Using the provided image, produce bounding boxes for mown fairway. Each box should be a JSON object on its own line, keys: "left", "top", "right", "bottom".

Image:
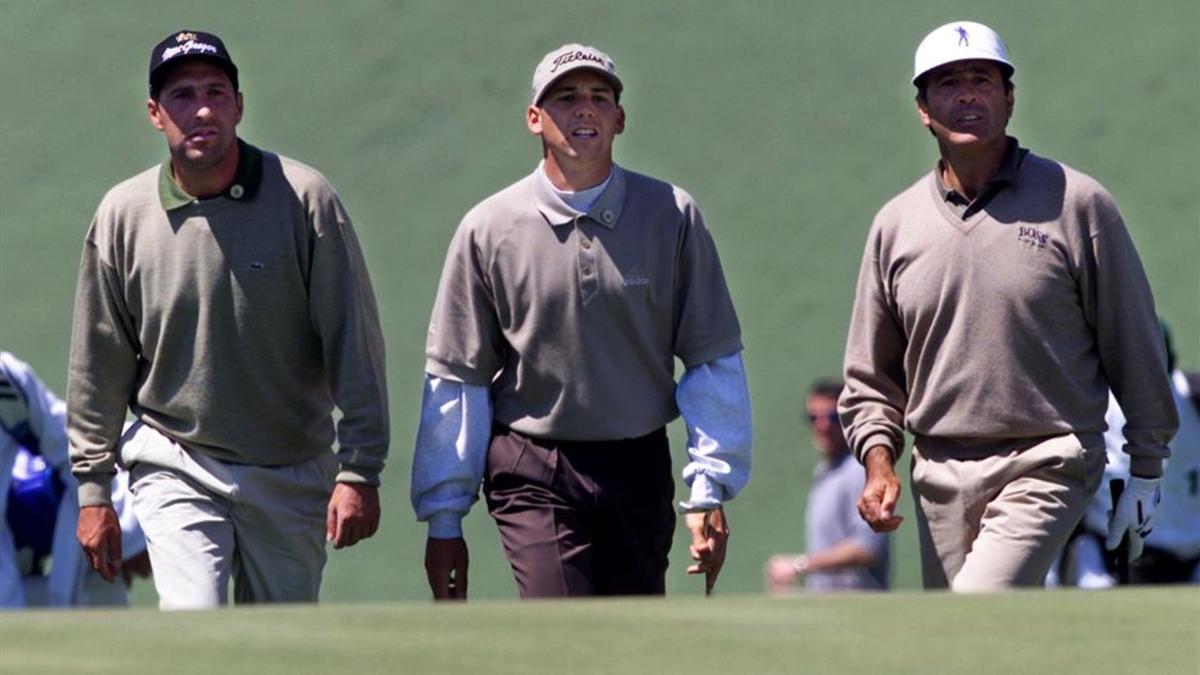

{"left": 2, "top": 588, "right": 1198, "bottom": 674}
{"left": 0, "top": 0, "right": 1197, "bottom": 605}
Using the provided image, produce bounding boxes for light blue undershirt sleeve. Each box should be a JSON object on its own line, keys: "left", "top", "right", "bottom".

{"left": 676, "top": 351, "right": 753, "bottom": 510}
{"left": 410, "top": 374, "right": 493, "bottom": 539}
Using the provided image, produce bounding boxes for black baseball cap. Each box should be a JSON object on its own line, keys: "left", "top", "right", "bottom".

{"left": 149, "top": 30, "right": 238, "bottom": 98}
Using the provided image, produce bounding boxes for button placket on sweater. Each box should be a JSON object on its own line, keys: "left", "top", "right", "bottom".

{"left": 576, "top": 216, "right": 599, "bottom": 305}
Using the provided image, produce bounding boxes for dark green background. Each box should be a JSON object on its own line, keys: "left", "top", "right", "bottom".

{"left": 1, "top": 0, "right": 1196, "bottom": 603}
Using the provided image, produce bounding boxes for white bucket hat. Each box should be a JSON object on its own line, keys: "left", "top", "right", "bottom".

{"left": 531, "top": 43, "right": 623, "bottom": 104}
{"left": 912, "top": 21, "right": 1014, "bottom": 85}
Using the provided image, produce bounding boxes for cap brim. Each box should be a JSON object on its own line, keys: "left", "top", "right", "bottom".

{"left": 912, "top": 57, "right": 1014, "bottom": 85}
{"left": 534, "top": 65, "right": 623, "bottom": 104}
{"left": 150, "top": 55, "right": 239, "bottom": 94}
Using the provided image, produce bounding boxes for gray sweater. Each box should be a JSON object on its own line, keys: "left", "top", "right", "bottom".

{"left": 840, "top": 144, "right": 1176, "bottom": 478}
{"left": 68, "top": 142, "right": 389, "bottom": 506}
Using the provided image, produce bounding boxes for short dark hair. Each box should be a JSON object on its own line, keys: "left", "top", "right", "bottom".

{"left": 808, "top": 377, "right": 844, "bottom": 400}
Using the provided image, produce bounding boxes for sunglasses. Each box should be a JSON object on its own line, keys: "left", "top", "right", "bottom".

{"left": 805, "top": 411, "right": 840, "bottom": 426}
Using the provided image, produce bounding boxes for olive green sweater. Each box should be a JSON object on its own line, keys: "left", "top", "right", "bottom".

{"left": 68, "top": 142, "right": 388, "bottom": 506}
{"left": 840, "top": 144, "right": 1176, "bottom": 478}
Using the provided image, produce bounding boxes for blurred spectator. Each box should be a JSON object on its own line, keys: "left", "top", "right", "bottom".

{"left": 766, "top": 379, "right": 889, "bottom": 593}
{"left": 1053, "top": 324, "right": 1199, "bottom": 587}
{"left": 1, "top": 351, "right": 149, "bottom": 608}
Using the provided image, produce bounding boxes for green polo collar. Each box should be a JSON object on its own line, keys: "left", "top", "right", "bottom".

{"left": 158, "top": 139, "right": 264, "bottom": 211}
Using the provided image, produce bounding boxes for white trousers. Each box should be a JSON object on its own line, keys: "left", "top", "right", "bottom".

{"left": 123, "top": 423, "right": 335, "bottom": 610}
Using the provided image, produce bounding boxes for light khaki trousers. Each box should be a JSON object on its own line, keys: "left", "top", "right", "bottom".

{"left": 911, "top": 433, "right": 1105, "bottom": 592}
{"left": 122, "top": 423, "right": 335, "bottom": 610}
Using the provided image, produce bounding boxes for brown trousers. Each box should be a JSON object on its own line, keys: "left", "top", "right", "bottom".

{"left": 912, "top": 433, "right": 1106, "bottom": 591}
{"left": 484, "top": 426, "right": 675, "bottom": 598}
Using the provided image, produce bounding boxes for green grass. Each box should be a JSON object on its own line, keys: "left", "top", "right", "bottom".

{"left": 1, "top": 0, "right": 1197, "bottom": 605}
{"left": 2, "top": 588, "right": 1197, "bottom": 674}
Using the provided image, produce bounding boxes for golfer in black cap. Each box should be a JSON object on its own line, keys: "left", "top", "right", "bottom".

{"left": 69, "top": 30, "right": 390, "bottom": 609}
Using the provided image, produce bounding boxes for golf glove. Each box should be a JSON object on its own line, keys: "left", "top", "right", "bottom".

{"left": 1105, "top": 476, "right": 1161, "bottom": 562}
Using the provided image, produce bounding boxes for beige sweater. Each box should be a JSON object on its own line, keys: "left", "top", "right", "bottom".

{"left": 68, "top": 142, "right": 389, "bottom": 505}
{"left": 840, "top": 145, "right": 1176, "bottom": 478}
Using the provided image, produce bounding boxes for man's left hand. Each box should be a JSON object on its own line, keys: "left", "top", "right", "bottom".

{"left": 1106, "top": 476, "right": 1161, "bottom": 563}
{"left": 326, "top": 483, "right": 381, "bottom": 549}
{"left": 686, "top": 507, "right": 729, "bottom": 595}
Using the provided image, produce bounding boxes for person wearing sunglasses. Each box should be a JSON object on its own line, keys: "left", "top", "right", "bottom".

{"left": 765, "top": 378, "right": 889, "bottom": 593}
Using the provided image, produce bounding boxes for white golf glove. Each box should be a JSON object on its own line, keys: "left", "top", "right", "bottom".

{"left": 1105, "top": 476, "right": 1161, "bottom": 562}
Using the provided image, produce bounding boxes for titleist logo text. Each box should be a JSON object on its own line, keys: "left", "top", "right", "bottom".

{"left": 551, "top": 50, "right": 607, "bottom": 73}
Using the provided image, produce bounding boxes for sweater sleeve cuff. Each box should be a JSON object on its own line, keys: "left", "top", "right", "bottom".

{"left": 858, "top": 434, "right": 898, "bottom": 464}
{"left": 678, "top": 474, "right": 726, "bottom": 511}
{"left": 1128, "top": 455, "right": 1164, "bottom": 480}
{"left": 77, "top": 475, "right": 114, "bottom": 507}
{"left": 427, "top": 512, "right": 465, "bottom": 539}
{"left": 337, "top": 464, "right": 382, "bottom": 487}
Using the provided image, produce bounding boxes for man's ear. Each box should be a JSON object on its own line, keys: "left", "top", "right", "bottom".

{"left": 915, "top": 96, "right": 932, "bottom": 130}
{"left": 147, "top": 98, "right": 166, "bottom": 132}
{"left": 526, "top": 105, "right": 543, "bottom": 136}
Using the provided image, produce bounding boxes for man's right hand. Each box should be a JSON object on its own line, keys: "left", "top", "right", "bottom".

{"left": 685, "top": 507, "right": 730, "bottom": 595}
{"left": 858, "top": 445, "right": 904, "bottom": 532}
{"left": 425, "top": 537, "right": 469, "bottom": 601}
{"left": 78, "top": 505, "right": 122, "bottom": 582}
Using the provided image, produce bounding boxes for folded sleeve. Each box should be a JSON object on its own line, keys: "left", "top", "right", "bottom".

{"left": 410, "top": 374, "right": 493, "bottom": 538}
{"left": 676, "top": 351, "right": 753, "bottom": 510}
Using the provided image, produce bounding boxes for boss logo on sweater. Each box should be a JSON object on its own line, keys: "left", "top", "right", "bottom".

{"left": 1017, "top": 226, "right": 1048, "bottom": 249}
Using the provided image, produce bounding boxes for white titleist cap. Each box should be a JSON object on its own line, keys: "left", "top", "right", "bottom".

{"left": 531, "top": 43, "right": 623, "bottom": 104}
{"left": 912, "top": 21, "right": 1014, "bottom": 85}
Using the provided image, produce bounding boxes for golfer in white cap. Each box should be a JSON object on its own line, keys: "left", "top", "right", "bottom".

{"left": 838, "top": 21, "right": 1176, "bottom": 590}
{"left": 411, "top": 44, "right": 751, "bottom": 599}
